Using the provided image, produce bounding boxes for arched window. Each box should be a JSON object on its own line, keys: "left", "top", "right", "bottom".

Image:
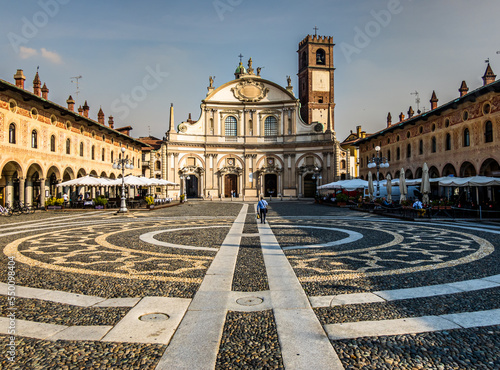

{"left": 316, "top": 49, "right": 325, "bottom": 65}
{"left": 111, "top": 151, "right": 114, "bottom": 163}
{"left": 50, "top": 135, "right": 56, "bottom": 152}
{"left": 445, "top": 133, "right": 451, "bottom": 151}
{"left": 484, "top": 121, "right": 493, "bottom": 143}
{"left": 91, "top": 145, "right": 95, "bottom": 160}
{"left": 225, "top": 116, "right": 237, "bottom": 137}
{"left": 155, "top": 161, "right": 161, "bottom": 171}
{"left": 463, "top": 128, "right": 470, "bottom": 147}
{"left": 431, "top": 137, "right": 436, "bottom": 153}
{"left": 264, "top": 116, "right": 278, "bottom": 136}
{"left": 66, "top": 138, "right": 71, "bottom": 154}
{"left": 387, "top": 150, "right": 391, "bottom": 162}
{"left": 80, "top": 142, "right": 84, "bottom": 157}
{"left": 102, "top": 148, "right": 105, "bottom": 161}
{"left": 419, "top": 139, "right": 423, "bottom": 155}
{"left": 396, "top": 147, "right": 400, "bottom": 160}
{"left": 9, "top": 123, "right": 16, "bottom": 144}
{"left": 31, "top": 130, "right": 37, "bottom": 148}
{"left": 406, "top": 143, "right": 411, "bottom": 158}
{"left": 301, "top": 51, "right": 307, "bottom": 68}
{"left": 340, "top": 160, "right": 346, "bottom": 170}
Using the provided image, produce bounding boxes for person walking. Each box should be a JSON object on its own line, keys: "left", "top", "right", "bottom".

{"left": 257, "top": 195, "right": 269, "bottom": 224}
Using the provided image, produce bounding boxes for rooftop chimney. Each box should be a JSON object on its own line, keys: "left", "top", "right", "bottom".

{"left": 356, "top": 125, "right": 361, "bottom": 136}
{"left": 459, "top": 81, "right": 469, "bottom": 97}
{"left": 82, "top": 100, "right": 89, "bottom": 118}
{"left": 78, "top": 105, "right": 84, "bottom": 115}
{"left": 108, "top": 115, "right": 114, "bottom": 129}
{"left": 41, "top": 83, "right": 49, "bottom": 100}
{"left": 430, "top": 90, "right": 438, "bottom": 110}
{"left": 482, "top": 63, "right": 496, "bottom": 86}
{"left": 14, "top": 69, "right": 26, "bottom": 89}
{"left": 387, "top": 112, "right": 392, "bottom": 127}
{"left": 97, "top": 107, "right": 105, "bottom": 124}
{"left": 66, "top": 95, "right": 75, "bottom": 111}
{"left": 399, "top": 112, "right": 405, "bottom": 122}
{"left": 33, "top": 72, "right": 41, "bottom": 96}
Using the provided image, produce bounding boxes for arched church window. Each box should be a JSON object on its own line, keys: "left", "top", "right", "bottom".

{"left": 31, "top": 130, "right": 38, "bottom": 148}
{"left": 9, "top": 123, "right": 16, "bottom": 144}
{"left": 80, "top": 142, "right": 84, "bottom": 157}
{"left": 316, "top": 49, "right": 326, "bottom": 65}
{"left": 66, "top": 139, "right": 71, "bottom": 154}
{"left": 225, "top": 116, "right": 237, "bottom": 137}
{"left": 463, "top": 128, "right": 470, "bottom": 147}
{"left": 264, "top": 116, "right": 278, "bottom": 136}
{"left": 484, "top": 121, "right": 493, "bottom": 143}
{"left": 50, "top": 135, "right": 56, "bottom": 152}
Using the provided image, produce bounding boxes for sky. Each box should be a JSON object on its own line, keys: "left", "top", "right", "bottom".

{"left": 1, "top": 0, "right": 499, "bottom": 141}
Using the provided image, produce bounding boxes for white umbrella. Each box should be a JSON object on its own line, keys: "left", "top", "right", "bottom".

{"left": 399, "top": 168, "right": 407, "bottom": 202}
{"left": 421, "top": 163, "right": 431, "bottom": 205}
{"left": 386, "top": 174, "right": 392, "bottom": 202}
{"left": 108, "top": 175, "right": 150, "bottom": 186}
{"left": 57, "top": 175, "right": 110, "bottom": 187}
{"left": 155, "top": 178, "right": 179, "bottom": 186}
{"left": 367, "top": 171, "right": 374, "bottom": 200}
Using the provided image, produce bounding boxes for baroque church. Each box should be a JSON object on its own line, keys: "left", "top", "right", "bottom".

{"left": 145, "top": 34, "right": 350, "bottom": 199}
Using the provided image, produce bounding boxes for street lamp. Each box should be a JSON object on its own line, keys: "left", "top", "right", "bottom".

{"left": 367, "top": 146, "right": 389, "bottom": 198}
{"left": 112, "top": 147, "right": 134, "bottom": 213}
{"left": 311, "top": 166, "right": 322, "bottom": 196}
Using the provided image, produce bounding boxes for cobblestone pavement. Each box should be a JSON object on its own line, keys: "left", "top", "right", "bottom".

{"left": 0, "top": 201, "right": 499, "bottom": 369}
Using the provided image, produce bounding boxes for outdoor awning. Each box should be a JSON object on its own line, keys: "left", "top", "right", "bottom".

{"left": 438, "top": 176, "right": 500, "bottom": 187}
{"left": 57, "top": 175, "right": 112, "bottom": 187}
{"left": 318, "top": 179, "right": 368, "bottom": 191}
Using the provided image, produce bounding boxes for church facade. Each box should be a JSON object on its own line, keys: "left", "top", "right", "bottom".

{"left": 155, "top": 34, "right": 348, "bottom": 199}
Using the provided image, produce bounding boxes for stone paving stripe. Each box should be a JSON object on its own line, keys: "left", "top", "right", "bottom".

{"left": 0, "top": 283, "right": 139, "bottom": 307}
{"left": 47, "top": 325, "right": 113, "bottom": 341}
{"left": 155, "top": 204, "right": 248, "bottom": 370}
{"left": 484, "top": 274, "right": 500, "bottom": 284}
{"left": 102, "top": 297, "right": 190, "bottom": 344}
{"left": 374, "top": 285, "right": 463, "bottom": 301}
{"left": 325, "top": 308, "right": 500, "bottom": 340}
{"left": 259, "top": 221, "right": 344, "bottom": 370}
{"left": 440, "top": 309, "right": 500, "bottom": 328}
{"left": 0, "top": 283, "right": 105, "bottom": 307}
{"left": 0, "top": 317, "right": 68, "bottom": 340}
{"left": 325, "top": 316, "right": 462, "bottom": 340}
{"left": 310, "top": 275, "right": 500, "bottom": 308}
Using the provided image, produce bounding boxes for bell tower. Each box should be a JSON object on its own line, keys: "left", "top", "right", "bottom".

{"left": 297, "top": 33, "right": 335, "bottom": 131}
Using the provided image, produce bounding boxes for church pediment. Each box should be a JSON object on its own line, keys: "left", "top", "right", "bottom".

{"left": 231, "top": 79, "right": 269, "bottom": 102}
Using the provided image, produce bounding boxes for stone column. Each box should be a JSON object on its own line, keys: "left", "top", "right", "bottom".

{"left": 19, "top": 177, "right": 25, "bottom": 205}
{"left": 298, "top": 173, "right": 302, "bottom": 198}
{"left": 6, "top": 178, "right": 14, "bottom": 206}
{"left": 290, "top": 154, "right": 296, "bottom": 195}
{"left": 40, "top": 178, "right": 46, "bottom": 207}
{"left": 26, "top": 180, "right": 33, "bottom": 205}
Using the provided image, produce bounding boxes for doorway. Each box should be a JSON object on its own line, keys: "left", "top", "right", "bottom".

{"left": 224, "top": 174, "right": 238, "bottom": 197}
{"left": 264, "top": 174, "right": 277, "bottom": 197}
{"left": 186, "top": 176, "right": 198, "bottom": 198}
{"left": 303, "top": 174, "right": 317, "bottom": 198}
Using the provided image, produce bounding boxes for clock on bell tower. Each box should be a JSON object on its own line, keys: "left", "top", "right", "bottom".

{"left": 297, "top": 32, "right": 335, "bottom": 131}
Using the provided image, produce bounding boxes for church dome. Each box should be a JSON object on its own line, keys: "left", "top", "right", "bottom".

{"left": 234, "top": 62, "right": 247, "bottom": 77}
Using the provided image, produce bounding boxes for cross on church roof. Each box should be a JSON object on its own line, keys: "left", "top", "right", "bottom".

{"left": 238, "top": 53, "right": 244, "bottom": 63}
{"left": 313, "top": 26, "right": 318, "bottom": 36}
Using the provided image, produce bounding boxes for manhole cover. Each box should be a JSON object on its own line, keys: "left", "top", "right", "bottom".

{"left": 236, "top": 297, "right": 263, "bottom": 306}
{"left": 139, "top": 313, "right": 169, "bottom": 322}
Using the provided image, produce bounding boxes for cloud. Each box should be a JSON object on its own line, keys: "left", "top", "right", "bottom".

{"left": 41, "top": 48, "right": 63, "bottom": 64}
{"left": 19, "top": 46, "right": 38, "bottom": 59}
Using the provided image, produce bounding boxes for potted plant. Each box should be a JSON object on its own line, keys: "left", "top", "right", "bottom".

{"left": 46, "top": 197, "right": 63, "bottom": 210}
{"left": 180, "top": 194, "right": 185, "bottom": 203}
{"left": 94, "top": 196, "right": 108, "bottom": 209}
{"left": 145, "top": 196, "right": 155, "bottom": 209}
{"left": 336, "top": 193, "right": 348, "bottom": 206}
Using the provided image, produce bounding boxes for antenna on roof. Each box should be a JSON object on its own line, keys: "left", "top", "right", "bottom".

{"left": 70, "top": 75, "right": 82, "bottom": 103}
{"left": 411, "top": 91, "right": 421, "bottom": 114}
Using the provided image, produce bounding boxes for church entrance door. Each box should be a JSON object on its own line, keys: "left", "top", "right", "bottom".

{"left": 186, "top": 176, "right": 198, "bottom": 198}
{"left": 303, "top": 174, "right": 317, "bottom": 198}
{"left": 224, "top": 174, "right": 237, "bottom": 197}
{"left": 264, "top": 174, "right": 277, "bottom": 197}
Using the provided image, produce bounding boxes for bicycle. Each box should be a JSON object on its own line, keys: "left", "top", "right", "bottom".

{"left": 11, "top": 200, "right": 30, "bottom": 215}
{"left": 0, "top": 204, "right": 13, "bottom": 217}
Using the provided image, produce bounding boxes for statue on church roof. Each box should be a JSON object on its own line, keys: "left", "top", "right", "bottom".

{"left": 287, "top": 76, "right": 291, "bottom": 87}
{"left": 209, "top": 76, "right": 214, "bottom": 88}
{"left": 247, "top": 58, "right": 254, "bottom": 75}
{"left": 257, "top": 67, "right": 261, "bottom": 76}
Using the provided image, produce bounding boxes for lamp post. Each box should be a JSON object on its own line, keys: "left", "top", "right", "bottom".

{"left": 311, "top": 166, "right": 322, "bottom": 197}
{"left": 112, "top": 147, "right": 134, "bottom": 213}
{"left": 367, "top": 146, "right": 389, "bottom": 198}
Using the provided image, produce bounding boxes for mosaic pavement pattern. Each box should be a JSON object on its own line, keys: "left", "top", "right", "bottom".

{"left": 0, "top": 203, "right": 499, "bottom": 369}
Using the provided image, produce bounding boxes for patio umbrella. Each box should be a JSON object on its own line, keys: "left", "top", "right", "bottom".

{"left": 367, "top": 171, "right": 374, "bottom": 200}
{"left": 108, "top": 175, "right": 150, "bottom": 186}
{"left": 421, "top": 163, "right": 431, "bottom": 205}
{"left": 386, "top": 174, "right": 392, "bottom": 202}
{"left": 57, "top": 175, "right": 110, "bottom": 187}
{"left": 399, "top": 168, "right": 407, "bottom": 202}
